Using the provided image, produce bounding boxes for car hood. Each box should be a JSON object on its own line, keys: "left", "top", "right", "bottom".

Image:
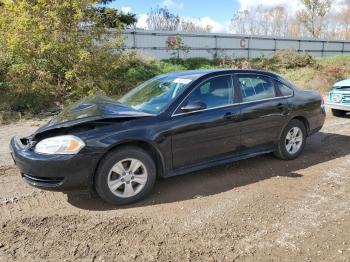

{"left": 333, "top": 79, "right": 350, "bottom": 90}
{"left": 35, "top": 94, "right": 153, "bottom": 134}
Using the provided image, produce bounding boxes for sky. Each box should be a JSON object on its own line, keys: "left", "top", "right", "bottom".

{"left": 106, "top": 0, "right": 307, "bottom": 32}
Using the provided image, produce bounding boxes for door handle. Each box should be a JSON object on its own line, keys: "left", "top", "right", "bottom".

{"left": 224, "top": 112, "right": 238, "bottom": 120}
{"left": 277, "top": 103, "right": 289, "bottom": 115}
{"left": 277, "top": 103, "right": 286, "bottom": 110}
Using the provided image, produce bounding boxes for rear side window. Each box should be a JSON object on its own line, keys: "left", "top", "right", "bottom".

{"left": 237, "top": 74, "right": 276, "bottom": 102}
{"left": 276, "top": 81, "right": 294, "bottom": 96}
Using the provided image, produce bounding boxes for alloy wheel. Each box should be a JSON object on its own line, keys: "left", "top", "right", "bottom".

{"left": 107, "top": 158, "right": 148, "bottom": 198}
{"left": 285, "top": 126, "right": 303, "bottom": 155}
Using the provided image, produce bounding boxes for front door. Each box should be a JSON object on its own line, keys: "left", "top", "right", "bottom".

{"left": 171, "top": 74, "right": 241, "bottom": 169}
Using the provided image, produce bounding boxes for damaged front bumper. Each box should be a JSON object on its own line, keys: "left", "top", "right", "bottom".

{"left": 9, "top": 136, "right": 100, "bottom": 191}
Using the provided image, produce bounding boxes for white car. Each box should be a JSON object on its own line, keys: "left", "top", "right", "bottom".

{"left": 327, "top": 79, "right": 350, "bottom": 117}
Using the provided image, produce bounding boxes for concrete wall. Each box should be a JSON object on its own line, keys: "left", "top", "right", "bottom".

{"left": 119, "top": 30, "right": 350, "bottom": 59}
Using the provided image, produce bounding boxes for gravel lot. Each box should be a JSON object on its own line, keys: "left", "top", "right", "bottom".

{"left": 0, "top": 110, "right": 349, "bottom": 261}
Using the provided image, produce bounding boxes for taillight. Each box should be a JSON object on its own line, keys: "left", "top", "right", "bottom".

{"left": 320, "top": 96, "right": 325, "bottom": 109}
{"left": 321, "top": 96, "right": 325, "bottom": 105}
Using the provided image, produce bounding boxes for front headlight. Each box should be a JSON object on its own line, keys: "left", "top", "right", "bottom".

{"left": 332, "top": 94, "right": 342, "bottom": 103}
{"left": 34, "top": 135, "right": 85, "bottom": 155}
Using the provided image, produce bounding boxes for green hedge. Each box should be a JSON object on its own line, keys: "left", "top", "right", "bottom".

{"left": 1, "top": 49, "right": 344, "bottom": 116}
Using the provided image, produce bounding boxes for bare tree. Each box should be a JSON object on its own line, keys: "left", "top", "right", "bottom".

{"left": 230, "top": 11, "right": 244, "bottom": 34}
{"left": 297, "top": 0, "right": 332, "bottom": 38}
{"left": 338, "top": 0, "right": 350, "bottom": 39}
{"left": 146, "top": 7, "right": 213, "bottom": 33}
{"left": 228, "top": 0, "right": 350, "bottom": 40}
{"left": 146, "top": 1, "right": 350, "bottom": 40}
{"left": 179, "top": 20, "right": 212, "bottom": 33}
{"left": 286, "top": 17, "right": 304, "bottom": 37}
{"left": 146, "top": 7, "right": 180, "bottom": 31}
{"left": 267, "top": 6, "right": 289, "bottom": 36}
{"left": 230, "top": 5, "right": 290, "bottom": 37}
{"left": 230, "top": 8, "right": 265, "bottom": 35}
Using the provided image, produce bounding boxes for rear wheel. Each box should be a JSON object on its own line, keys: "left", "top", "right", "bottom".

{"left": 331, "top": 109, "right": 347, "bottom": 117}
{"left": 274, "top": 119, "right": 306, "bottom": 160}
{"left": 95, "top": 146, "right": 156, "bottom": 205}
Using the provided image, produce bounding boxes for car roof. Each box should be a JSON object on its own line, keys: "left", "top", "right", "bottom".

{"left": 333, "top": 78, "right": 350, "bottom": 87}
{"left": 162, "top": 69, "right": 280, "bottom": 79}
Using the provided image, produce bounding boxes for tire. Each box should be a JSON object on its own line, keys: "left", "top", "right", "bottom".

{"left": 95, "top": 146, "right": 156, "bottom": 205}
{"left": 274, "top": 119, "right": 307, "bottom": 160}
{"left": 331, "top": 109, "right": 347, "bottom": 117}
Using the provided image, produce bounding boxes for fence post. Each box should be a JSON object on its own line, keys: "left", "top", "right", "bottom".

{"left": 214, "top": 35, "right": 218, "bottom": 60}
{"left": 132, "top": 31, "right": 136, "bottom": 49}
{"left": 321, "top": 41, "right": 325, "bottom": 57}
{"left": 177, "top": 33, "right": 180, "bottom": 59}
{"left": 247, "top": 37, "right": 250, "bottom": 59}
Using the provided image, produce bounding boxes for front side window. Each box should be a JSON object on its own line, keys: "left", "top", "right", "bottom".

{"left": 182, "top": 75, "right": 234, "bottom": 110}
{"left": 120, "top": 74, "right": 201, "bottom": 114}
{"left": 237, "top": 74, "right": 276, "bottom": 102}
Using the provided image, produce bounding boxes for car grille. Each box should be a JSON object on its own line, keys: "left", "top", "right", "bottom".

{"left": 19, "top": 136, "right": 37, "bottom": 149}
{"left": 341, "top": 94, "right": 350, "bottom": 104}
{"left": 331, "top": 93, "right": 350, "bottom": 104}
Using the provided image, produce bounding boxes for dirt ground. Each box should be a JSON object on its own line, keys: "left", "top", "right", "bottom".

{"left": 0, "top": 110, "right": 349, "bottom": 261}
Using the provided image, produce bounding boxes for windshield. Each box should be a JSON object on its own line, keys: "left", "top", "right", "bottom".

{"left": 119, "top": 74, "right": 201, "bottom": 114}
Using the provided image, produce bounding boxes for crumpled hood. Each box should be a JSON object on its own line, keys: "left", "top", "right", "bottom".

{"left": 35, "top": 94, "right": 153, "bottom": 134}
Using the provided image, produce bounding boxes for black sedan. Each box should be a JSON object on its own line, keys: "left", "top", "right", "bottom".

{"left": 10, "top": 69, "right": 326, "bottom": 205}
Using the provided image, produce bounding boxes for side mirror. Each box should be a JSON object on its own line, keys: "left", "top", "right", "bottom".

{"left": 181, "top": 101, "right": 207, "bottom": 113}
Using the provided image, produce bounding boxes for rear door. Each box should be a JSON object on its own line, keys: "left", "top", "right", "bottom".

{"left": 235, "top": 73, "right": 289, "bottom": 153}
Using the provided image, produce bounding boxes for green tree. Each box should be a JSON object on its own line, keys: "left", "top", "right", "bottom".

{"left": 297, "top": 0, "right": 332, "bottom": 38}
{"left": 0, "top": 0, "right": 129, "bottom": 113}
{"left": 166, "top": 36, "right": 190, "bottom": 59}
{"left": 89, "top": 6, "right": 137, "bottom": 29}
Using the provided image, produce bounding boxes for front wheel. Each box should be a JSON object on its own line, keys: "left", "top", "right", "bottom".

{"left": 274, "top": 119, "right": 307, "bottom": 160}
{"left": 95, "top": 146, "right": 156, "bottom": 205}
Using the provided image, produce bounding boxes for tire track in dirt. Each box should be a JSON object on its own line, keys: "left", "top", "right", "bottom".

{"left": 275, "top": 158, "right": 350, "bottom": 246}
{"left": 234, "top": 156, "right": 350, "bottom": 260}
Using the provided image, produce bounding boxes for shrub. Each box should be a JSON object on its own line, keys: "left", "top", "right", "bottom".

{"left": 158, "top": 61, "right": 187, "bottom": 73}
{"left": 322, "top": 66, "right": 346, "bottom": 85}
{"left": 166, "top": 36, "right": 190, "bottom": 59}
{"left": 5, "top": 89, "right": 53, "bottom": 114}
{"left": 272, "top": 49, "right": 316, "bottom": 69}
{"left": 181, "top": 57, "right": 213, "bottom": 69}
{"left": 163, "top": 57, "right": 214, "bottom": 70}
{"left": 106, "top": 53, "right": 186, "bottom": 97}
{"left": 0, "top": 0, "right": 126, "bottom": 114}
{"left": 306, "top": 76, "right": 330, "bottom": 93}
